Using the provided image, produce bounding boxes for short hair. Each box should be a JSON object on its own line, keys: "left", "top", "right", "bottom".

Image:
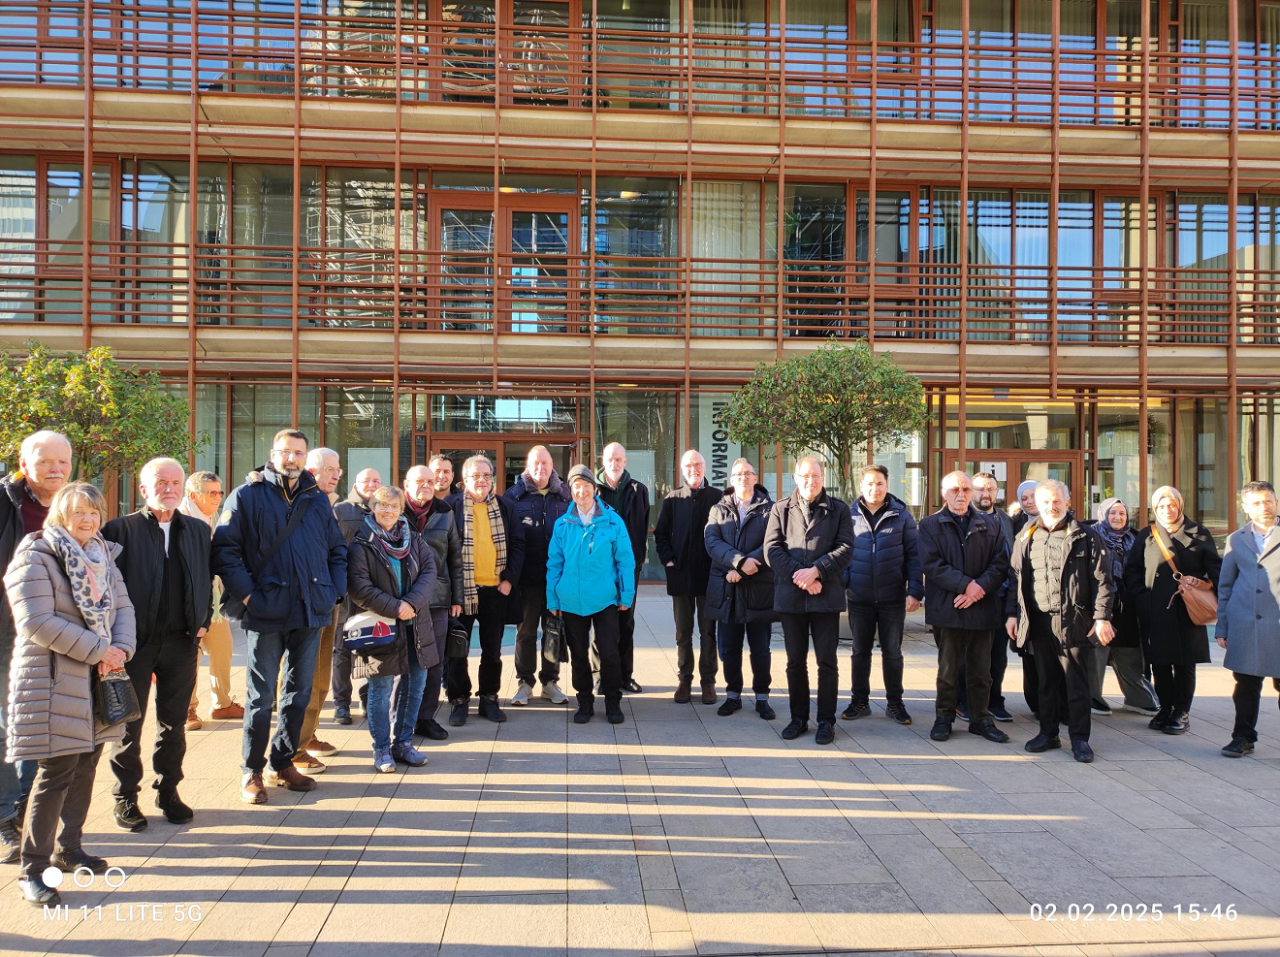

{"left": 941, "top": 470, "right": 971, "bottom": 491}
{"left": 462, "top": 454, "right": 494, "bottom": 479}
{"left": 305, "top": 447, "right": 338, "bottom": 469}
{"left": 1150, "top": 485, "right": 1184, "bottom": 510}
{"left": 1035, "top": 479, "right": 1071, "bottom": 500}
{"left": 272, "top": 428, "right": 308, "bottom": 448}
{"left": 729, "top": 457, "right": 756, "bottom": 475}
{"left": 185, "top": 470, "right": 220, "bottom": 493}
{"left": 45, "top": 482, "right": 107, "bottom": 532}
{"left": 972, "top": 471, "right": 997, "bottom": 486}
{"left": 428, "top": 453, "right": 452, "bottom": 470}
{"left": 860, "top": 464, "right": 889, "bottom": 482}
{"left": 369, "top": 485, "right": 405, "bottom": 510}
{"left": 1242, "top": 480, "right": 1276, "bottom": 499}
{"left": 139, "top": 457, "right": 184, "bottom": 487}
{"left": 795, "top": 455, "right": 825, "bottom": 475}
{"left": 20, "top": 430, "right": 72, "bottom": 463}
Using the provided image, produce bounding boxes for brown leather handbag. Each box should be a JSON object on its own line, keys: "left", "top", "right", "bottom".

{"left": 1151, "top": 525, "right": 1218, "bottom": 626}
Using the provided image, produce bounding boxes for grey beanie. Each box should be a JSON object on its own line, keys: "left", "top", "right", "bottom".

{"left": 566, "top": 464, "right": 597, "bottom": 488}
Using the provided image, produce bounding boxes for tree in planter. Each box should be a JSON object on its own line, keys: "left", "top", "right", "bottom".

{"left": 716, "top": 338, "right": 925, "bottom": 500}
{"left": 0, "top": 342, "right": 206, "bottom": 481}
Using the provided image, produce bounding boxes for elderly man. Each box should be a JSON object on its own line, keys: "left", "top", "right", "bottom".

{"left": 331, "top": 465, "right": 381, "bottom": 724}
{"left": 447, "top": 455, "right": 525, "bottom": 725}
{"left": 1004, "top": 480, "right": 1115, "bottom": 763}
{"left": 104, "top": 457, "right": 213, "bottom": 829}
{"left": 179, "top": 471, "right": 241, "bottom": 729}
{"left": 957, "top": 471, "right": 1015, "bottom": 723}
{"left": 919, "top": 471, "right": 1010, "bottom": 745}
{"left": 655, "top": 449, "right": 721, "bottom": 703}
{"left": 764, "top": 456, "right": 855, "bottom": 745}
{"left": 0, "top": 430, "right": 72, "bottom": 863}
{"left": 504, "top": 446, "right": 571, "bottom": 706}
{"left": 596, "top": 442, "right": 650, "bottom": 694}
{"left": 1217, "top": 481, "right": 1280, "bottom": 758}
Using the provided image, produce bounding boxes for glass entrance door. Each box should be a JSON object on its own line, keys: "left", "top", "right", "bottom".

{"left": 969, "top": 455, "right": 1083, "bottom": 514}
{"left": 435, "top": 438, "right": 582, "bottom": 495}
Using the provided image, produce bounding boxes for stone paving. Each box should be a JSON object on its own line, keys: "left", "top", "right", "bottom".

{"left": 6, "top": 594, "right": 1280, "bottom": 957}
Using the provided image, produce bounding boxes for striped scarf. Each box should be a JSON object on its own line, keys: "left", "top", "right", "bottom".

{"left": 461, "top": 490, "right": 507, "bottom": 614}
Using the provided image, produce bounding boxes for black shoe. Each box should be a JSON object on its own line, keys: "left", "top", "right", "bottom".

{"left": 113, "top": 798, "right": 148, "bottom": 832}
{"left": 334, "top": 708, "right": 352, "bottom": 726}
{"left": 815, "top": 720, "right": 835, "bottom": 745}
{"left": 155, "top": 790, "right": 194, "bottom": 824}
{"left": 19, "top": 875, "right": 60, "bottom": 907}
{"left": 717, "top": 697, "right": 742, "bottom": 716}
{"left": 989, "top": 704, "right": 1013, "bottom": 722}
{"left": 416, "top": 718, "right": 449, "bottom": 741}
{"left": 780, "top": 718, "right": 809, "bottom": 740}
{"left": 969, "top": 718, "right": 1010, "bottom": 743}
{"left": 955, "top": 703, "right": 970, "bottom": 722}
{"left": 929, "top": 718, "right": 951, "bottom": 741}
{"left": 755, "top": 700, "right": 776, "bottom": 720}
{"left": 449, "top": 699, "right": 469, "bottom": 727}
{"left": 624, "top": 678, "right": 643, "bottom": 694}
{"left": 1222, "top": 738, "right": 1255, "bottom": 758}
{"left": 841, "top": 699, "right": 871, "bottom": 720}
{"left": 51, "top": 846, "right": 108, "bottom": 874}
{"left": 1162, "top": 711, "right": 1189, "bottom": 735}
{"left": 0, "top": 816, "right": 18, "bottom": 864}
{"left": 1025, "top": 733, "right": 1062, "bottom": 753}
{"left": 606, "top": 700, "right": 625, "bottom": 724}
{"left": 478, "top": 695, "right": 507, "bottom": 723}
{"left": 886, "top": 702, "right": 912, "bottom": 725}
{"left": 1071, "top": 739, "right": 1095, "bottom": 763}
{"left": 1148, "top": 709, "right": 1172, "bottom": 731}
{"left": 573, "top": 702, "right": 594, "bottom": 724}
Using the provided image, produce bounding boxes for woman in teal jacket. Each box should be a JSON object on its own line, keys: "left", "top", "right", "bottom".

{"left": 547, "top": 465, "right": 637, "bottom": 725}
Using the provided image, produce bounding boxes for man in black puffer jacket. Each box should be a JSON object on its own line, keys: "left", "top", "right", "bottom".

{"left": 842, "top": 465, "right": 922, "bottom": 727}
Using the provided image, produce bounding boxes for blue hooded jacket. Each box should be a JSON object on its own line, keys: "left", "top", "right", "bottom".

{"left": 546, "top": 497, "right": 637, "bottom": 617}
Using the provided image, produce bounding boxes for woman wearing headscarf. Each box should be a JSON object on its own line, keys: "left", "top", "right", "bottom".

{"left": 1090, "top": 498, "right": 1159, "bottom": 717}
{"left": 1011, "top": 480, "right": 1039, "bottom": 534}
{"left": 1122, "top": 486, "right": 1221, "bottom": 735}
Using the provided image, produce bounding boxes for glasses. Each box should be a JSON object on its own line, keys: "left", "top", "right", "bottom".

{"left": 731, "top": 470, "right": 756, "bottom": 478}
{"left": 272, "top": 448, "right": 307, "bottom": 460}
{"left": 201, "top": 489, "right": 224, "bottom": 498}
{"left": 315, "top": 466, "right": 342, "bottom": 477}
{"left": 373, "top": 503, "right": 401, "bottom": 513}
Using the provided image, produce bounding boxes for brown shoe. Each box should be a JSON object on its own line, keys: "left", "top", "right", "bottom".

{"left": 701, "top": 682, "right": 718, "bottom": 704}
{"left": 305, "top": 738, "right": 338, "bottom": 757}
{"left": 267, "top": 764, "right": 317, "bottom": 792}
{"left": 240, "top": 772, "right": 267, "bottom": 805}
{"left": 184, "top": 706, "right": 202, "bottom": 732}
{"left": 674, "top": 679, "right": 692, "bottom": 704}
{"left": 293, "top": 753, "right": 327, "bottom": 776}
{"left": 211, "top": 702, "right": 244, "bottom": 720}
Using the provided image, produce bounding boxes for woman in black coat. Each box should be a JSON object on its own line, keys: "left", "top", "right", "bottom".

{"left": 704, "top": 460, "right": 777, "bottom": 720}
{"left": 1122, "top": 485, "right": 1221, "bottom": 735}
{"left": 347, "top": 486, "right": 438, "bottom": 772}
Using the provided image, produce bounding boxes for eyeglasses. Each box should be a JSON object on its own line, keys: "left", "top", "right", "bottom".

{"left": 272, "top": 448, "right": 307, "bottom": 460}
{"left": 315, "top": 466, "right": 342, "bottom": 477}
{"left": 731, "top": 470, "right": 756, "bottom": 478}
{"left": 372, "top": 503, "right": 401, "bottom": 513}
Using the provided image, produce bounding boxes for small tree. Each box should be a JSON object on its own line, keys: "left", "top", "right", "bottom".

{"left": 0, "top": 342, "right": 205, "bottom": 481}
{"left": 717, "top": 338, "right": 925, "bottom": 500}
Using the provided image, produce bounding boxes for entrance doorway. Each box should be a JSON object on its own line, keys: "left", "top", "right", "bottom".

{"left": 435, "top": 437, "right": 581, "bottom": 496}
{"left": 966, "top": 453, "right": 1085, "bottom": 514}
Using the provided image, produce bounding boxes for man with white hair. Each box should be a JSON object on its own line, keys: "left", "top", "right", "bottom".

{"left": 0, "top": 429, "right": 72, "bottom": 863}
{"left": 103, "top": 457, "right": 214, "bottom": 829}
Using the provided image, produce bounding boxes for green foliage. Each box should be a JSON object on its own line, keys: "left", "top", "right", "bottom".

{"left": 716, "top": 338, "right": 926, "bottom": 499}
{"left": 0, "top": 342, "right": 205, "bottom": 480}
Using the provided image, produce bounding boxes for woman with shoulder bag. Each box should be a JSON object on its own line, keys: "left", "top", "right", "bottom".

{"left": 5, "top": 483, "right": 136, "bottom": 907}
{"left": 346, "top": 486, "right": 438, "bottom": 772}
{"left": 1122, "top": 485, "right": 1221, "bottom": 735}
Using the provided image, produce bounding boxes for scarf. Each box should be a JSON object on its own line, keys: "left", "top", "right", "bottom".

{"left": 461, "top": 490, "right": 507, "bottom": 614}
{"left": 365, "top": 514, "right": 412, "bottom": 561}
{"left": 404, "top": 495, "right": 433, "bottom": 534}
{"left": 45, "top": 526, "right": 114, "bottom": 644}
{"left": 1094, "top": 498, "right": 1134, "bottom": 580}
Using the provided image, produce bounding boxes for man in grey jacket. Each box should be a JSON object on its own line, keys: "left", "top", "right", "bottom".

{"left": 331, "top": 466, "right": 381, "bottom": 723}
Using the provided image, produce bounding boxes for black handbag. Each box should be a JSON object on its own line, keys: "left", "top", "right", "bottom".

{"left": 93, "top": 667, "right": 142, "bottom": 731}
{"left": 446, "top": 616, "right": 471, "bottom": 658}
{"left": 543, "top": 613, "right": 568, "bottom": 665}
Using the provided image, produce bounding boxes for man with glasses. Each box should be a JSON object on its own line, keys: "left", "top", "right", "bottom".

{"left": 331, "top": 466, "right": 381, "bottom": 724}
{"left": 213, "top": 430, "right": 347, "bottom": 805}
{"left": 447, "top": 455, "right": 525, "bottom": 725}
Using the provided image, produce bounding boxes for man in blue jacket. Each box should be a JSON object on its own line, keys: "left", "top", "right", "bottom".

{"left": 212, "top": 429, "right": 348, "bottom": 805}
{"left": 842, "top": 465, "right": 922, "bottom": 726}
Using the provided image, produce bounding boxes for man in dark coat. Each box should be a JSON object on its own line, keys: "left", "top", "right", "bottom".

{"left": 212, "top": 429, "right": 348, "bottom": 805}
{"left": 0, "top": 430, "right": 71, "bottom": 864}
{"left": 655, "top": 449, "right": 722, "bottom": 704}
{"left": 330, "top": 467, "right": 382, "bottom": 723}
{"left": 841, "top": 465, "right": 922, "bottom": 726}
{"left": 958, "top": 471, "right": 1015, "bottom": 723}
{"left": 918, "top": 471, "right": 1010, "bottom": 745}
{"left": 104, "top": 458, "right": 213, "bottom": 830}
{"left": 503, "top": 446, "right": 572, "bottom": 706}
{"left": 763, "top": 456, "right": 855, "bottom": 746}
{"left": 596, "top": 442, "right": 650, "bottom": 693}
{"left": 1004, "top": 480, "right": 1115, "bottom": 763}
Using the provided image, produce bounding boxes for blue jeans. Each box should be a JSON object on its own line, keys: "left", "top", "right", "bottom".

{"left": 369, "top": 651, "right": 427, "bottom": 753}
{"left": 0, "top": 698, "right": 36, "bottom": 822}
{"left": 717, "top": 620, "right": 772, "bottom": 698}
{"left": 242, "top": 627, "right": 320, "bottom": 774}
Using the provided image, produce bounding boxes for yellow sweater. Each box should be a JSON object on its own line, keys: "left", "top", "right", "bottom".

{"left": 472, "top": 503, "right": 499, "bottom": 587}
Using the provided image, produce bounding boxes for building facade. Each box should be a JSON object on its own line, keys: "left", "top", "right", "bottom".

{"left": 2, "top": 0, "right": 1279, "bottom": 577}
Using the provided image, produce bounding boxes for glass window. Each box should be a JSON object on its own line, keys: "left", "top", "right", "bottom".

{"left": 431, "top": 394, "right": 578, "bottom": 433}
{"left": 431, "top": 171, "right": 576, "bottom": 193}
{"left": 588, "top": 177, "right": 680, "bottom": 334}
{"left": 46, "top": 163, "right": 111, "bottom": 268}
{"left": 1177, "top": 397, "right": 1229, "bottom": 534}
{"left": 0, "top": 157, "right": 36, "bottom": 322}
{"left": 194, "top": 383, "right": 227, "bottom": 481}
{"left": 232, "top": 164, "right": 320, "bottom": 325}
{"left": 690, "top": 392, "right": 745, "bottom": 488}
{"left": 855, "top": 190, "right": 911, "bottom": 282}
{"left": 594, "top": 0, "right": 678, "bottom": 109}
{"left": 948, "top": 396, "right": 1078, "bottom": 451}
{"left": 1095, "top": 399, "right": 1173, "bottom": 512}
{"left": 874, "top": 429, "right": 927, "bottom": 517}
{"left": 230, "top": 384, "right": 322, "bottom": 482}
{"left": 692, "top": 181, "right": 764, "bottom": 335}
{"left": 325, "top": 385, "right": 394, "bottom": 497}
{"left": 781, "top": 0, "right": 849, "bottom": 115}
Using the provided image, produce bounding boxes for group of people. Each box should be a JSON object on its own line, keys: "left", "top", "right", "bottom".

{"left": 2, "top": 426, "right": 1278, "bottom": 911}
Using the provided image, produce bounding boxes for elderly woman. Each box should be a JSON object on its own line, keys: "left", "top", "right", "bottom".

{"left": 346, "top": 486, "right": 438, "bottom": 773}
{"left": 1089, "top": 498, "right": 1160, "bottom": 717}
{"left": 5, "top": 483, "right": 136, "bottom": 906}
{"left": 1123, "top": 485, "right": 1221, "bottom": 735}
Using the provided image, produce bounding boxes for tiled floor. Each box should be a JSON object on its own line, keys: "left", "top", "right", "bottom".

{"left": 6, "top": 594, "right": 1280, "bottom": 957}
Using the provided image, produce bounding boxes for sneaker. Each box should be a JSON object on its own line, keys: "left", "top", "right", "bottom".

{"left": 306, "top": 738, "right": 338, "bottom": 757}
{"left": 1090, "top": 698, "right": 1113, "bottom": 716}
{"left": 886, "top": 702, "right": 912, "bottom": 726}
{"left": 624, "top": 678, "right": 644, "bottom": 694}
{"left": 606, "top": 700, "right": 625, "bottom": 724}
{"left": 392, "top": 744, "right": 428, "bottom": 767}
{"left": 841, "top": 699, "right": 871, "bottom": 720}
{"left": 334, "top": 708, "right": 353, "bottom": 726}
{"left": 1120, "top": 702, "right": 1160, "bottom": 717}
{"left": 955, "top": 703, "right": 970, "bottom": 722}
{"left": 1162, "top": 711, "right": 1190, "bottom": 735}
{"left": 267, "top": 764, "right": 318, "bottom": 792}
{"left": 701, "top": 682, "right": 717, "bottom": 704}
{"left": 155, "top": 790, "right": 194, "bottom": 824}
{"left": 18, "top": 874, "right": 60, "bottom": 907}
{"left": 373, "top": 750, "right": 396, "bottom": 773}
{"left": 240, "top": 772, "right": 267, "bottom": 805}
{"left": 113, "top": 798, "right": 148, "bottom": 832}
{"left": 814, "top": 720, "right": 835, "bottom": 745}
{"left": 540, "top": 681, "right": 569, "bottom": 705}
{"left": 415, "top": 718, "right": 449, "bottom": 740}
{"left": 210, "top": 701, "right": 245, "bottom": 720}
{"left": 512, "top": 681, "right": 534, "bottom": 706}
{"left": 184, "top": 705, "right": 202, "bottom": 732}
{"left": 755, "top": 699, "right": 776, "bottom": 720}
{"left": 989, "top": 704, "right": 1013, "bottom": 722}
{"left": 51, "top": 846, "right": 108, "bottom": 873}
{"left": 0, "top": 817, "right": 18, "bottom": 864}
{"left": 478, "top": 694, "right": 507, "bottom": 723}
{"left": 717, "top": 697, "right": 742, "bottom": 716}
{"left": 780, "top": 719, "right": 809, "bottom": 740}
{"left": 293, "top": 753, "right": 327, "bottom": 776}
{"left": 449, "top": 699, "right": 469, "bottom": 727}
{"left": 673, "top": 679, "right": 692, "bottom": 704}
{"left": 1222, "top": 738, "right": 1255, "bottom": 758}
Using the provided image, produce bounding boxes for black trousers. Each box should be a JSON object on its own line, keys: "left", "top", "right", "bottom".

{"left": 848, "top": 601, "right": 906, "bottom": 705}
{"left": 959, "top": 627, "right": 1009, "bottom": 710}
{"left": 448, "top": 586, "right": 506, "bottom": 701}
{"left": 566, "top": 606, "right": 622, "bottom": 706}
{"left": 514, "top": 584, "right": 561, "bottom": 686}
{"left": 110, "top": 632, "right": 199, "bottom": 799}
{"left": 1231, "top": 673, "right": 1280, "bottom": 743}
{"left": 22, "top": 746, "right": 103, "bottom": 878}
{"left": 933, "top": 627, "right": 993, "bottom": 722}
{"left": 1028, "top": 612, "right": 1092, "bottom": 742}
{"left": 1151, "top": 662, "right": 1197, "bottom": 715}
{"left": 594, "top": 562, "right": 640, "bottom": 683}
{"left": 779, "top": 611, "right": 841, "bottom": 723}
{"left": 673, "top": 594, "right": 718, "bottom": 684}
